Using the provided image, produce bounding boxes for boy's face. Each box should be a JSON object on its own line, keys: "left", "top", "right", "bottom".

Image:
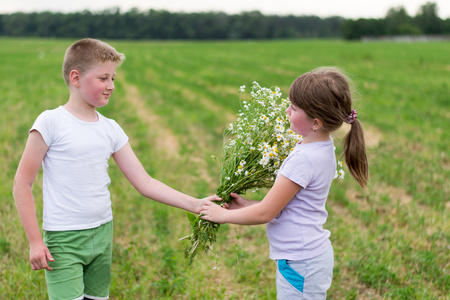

{"left": 78, "top": 61, "right": 117, "bottom": 108}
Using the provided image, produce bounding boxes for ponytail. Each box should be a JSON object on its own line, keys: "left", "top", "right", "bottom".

{"left": 343, "top": 119, "right": 368, "bottom": 188}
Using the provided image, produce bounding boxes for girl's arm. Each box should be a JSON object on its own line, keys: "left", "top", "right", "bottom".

{"left": 200, "top": 175, "right": 301, "bottom": 225}
{"left": 113, "top": 142, "right": 219, "bottom": 214}
{"left": 13, "top": 130, "right": 54, "bottom": 271}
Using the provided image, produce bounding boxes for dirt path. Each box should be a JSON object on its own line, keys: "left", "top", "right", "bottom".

{"left": 121, "top": 81, "right": 181, "bottom": 159}
{"left": 120, "top": 79, "right": 220, "bottom": 190}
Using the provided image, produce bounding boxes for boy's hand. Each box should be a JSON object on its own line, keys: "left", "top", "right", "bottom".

{"left": 30, "top": 242, "right": 54, "bottom": 271}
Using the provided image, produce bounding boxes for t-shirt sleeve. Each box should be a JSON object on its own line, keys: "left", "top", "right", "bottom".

{"left": 110, "top": 119, "right": 129, "bottom": 152}
{"left": 280, "top": 152, "right": 314, "bottom": 189}
{"left": 30, "top": 110, "right": 54, "bottom": 147}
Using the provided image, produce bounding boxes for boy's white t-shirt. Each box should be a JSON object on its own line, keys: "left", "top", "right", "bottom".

{"left": 266, "top": 140, "right": 336, "bottom": 261}
{"left": 31, "top": 106, "right": 129, "bottom": 231}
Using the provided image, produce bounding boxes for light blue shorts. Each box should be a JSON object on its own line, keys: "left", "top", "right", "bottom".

{"left": 275, "top": 245, "right": 334, "bottom": 300}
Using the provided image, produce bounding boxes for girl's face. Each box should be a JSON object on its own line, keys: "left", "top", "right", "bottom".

{"left": 79, "top": 61, "right": 117, "bottom": 108}
{"left": 285, "top": 102, "right": 314, "bottom": 136}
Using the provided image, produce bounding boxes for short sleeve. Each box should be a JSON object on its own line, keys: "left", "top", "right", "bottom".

{"left": 280, "top": 152, "right": 314, "bottom": 189}
{"left": 30, "top": 110, "right": 55, "bottom": 147}
{"left": 110, "top": 119, "right": 129, "bottom": 153}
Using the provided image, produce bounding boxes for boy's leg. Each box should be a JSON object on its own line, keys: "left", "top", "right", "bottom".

{"left": 83, "top": 221, "right": 113, "bottom": 300}
{"left": 44, "top": 231, "right": 87, "bottom": 300}
{"left": 44, "top": 263, "right": 84, "bottom": 300}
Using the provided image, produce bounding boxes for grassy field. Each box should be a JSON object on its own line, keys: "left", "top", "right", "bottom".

{"left": 0, "top": 37, "right": 448, "bottom": 299}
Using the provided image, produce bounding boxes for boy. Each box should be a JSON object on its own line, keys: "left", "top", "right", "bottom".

{"left": 13, "top": 38, "right": 219, "bottom": 300}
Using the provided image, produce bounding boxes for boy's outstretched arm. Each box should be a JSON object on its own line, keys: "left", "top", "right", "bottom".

{"left": 13, "top": 130, "right": 54, "bottom": 271}
{"left": 113, "top": 142, "right": 220, "bottom": 214}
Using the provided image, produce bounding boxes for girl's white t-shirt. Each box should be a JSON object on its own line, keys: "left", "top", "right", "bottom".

{"left": 266, "top": 140, "right": 336, "bottom": 261}
{"left": 31, "top": 106, "right": 128, "bottom": 231}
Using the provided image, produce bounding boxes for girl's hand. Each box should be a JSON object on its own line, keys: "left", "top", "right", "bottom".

{"left": 197, "top": 194, "right": 222, "bottom": 214}
{"left": 228, "top": 193, "right": 255, "bottom": 210}
{"left": 200, "top": 200, "right": 228, "bottom": 224}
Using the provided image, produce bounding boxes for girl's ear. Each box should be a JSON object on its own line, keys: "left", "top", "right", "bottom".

{"left": 69, "top": 70, "right": 81, "bottom": 87}
{"left": 312, "top": 118, "right": 323, "bottom": 131}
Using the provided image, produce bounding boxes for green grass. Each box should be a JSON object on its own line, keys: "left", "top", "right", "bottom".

{"left": 0, "top": 37, "right": 448, "bottom": 299}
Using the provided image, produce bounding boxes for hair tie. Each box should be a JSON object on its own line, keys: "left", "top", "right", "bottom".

{"left": 345, "top": 108, "right": 357, "bottom": 124}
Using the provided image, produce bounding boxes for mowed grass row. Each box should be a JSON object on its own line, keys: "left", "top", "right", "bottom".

{"left": 0, "top": 38, "right": 448, "bottom": 299}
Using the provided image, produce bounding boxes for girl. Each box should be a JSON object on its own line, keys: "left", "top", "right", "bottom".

{"left": 200, "top": 67, "right": 368, "bottom": 299}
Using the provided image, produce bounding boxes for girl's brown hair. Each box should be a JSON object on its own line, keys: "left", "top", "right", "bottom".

{"left": 288, "top": 67, "right": 368, "bottom": 188}
{"left": 62, "top": 38, "right": 125, "bottom": 86}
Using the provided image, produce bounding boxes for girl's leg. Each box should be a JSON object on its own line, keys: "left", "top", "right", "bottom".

{"left": 276, "top": 246, "right": 334, "bottom": 300}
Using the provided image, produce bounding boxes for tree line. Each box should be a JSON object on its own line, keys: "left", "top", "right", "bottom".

{"left": 0, "top": 2, "right": 448, "bottom": 40}
{"left": 342, "top": 2, "right": 449, "bottom": 39}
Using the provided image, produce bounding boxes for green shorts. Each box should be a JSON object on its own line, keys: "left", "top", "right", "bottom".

{"left": 44, "top": 221, "right": 113, "bottom": 300}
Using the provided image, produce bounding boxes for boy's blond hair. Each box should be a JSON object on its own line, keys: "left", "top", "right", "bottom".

{"left": 62, "top": 38, "right": 125, "bottom": 86}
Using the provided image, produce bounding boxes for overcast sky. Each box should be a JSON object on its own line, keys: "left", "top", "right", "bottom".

{"left": 1, "top": 0, "right": 449, "bottom": 19}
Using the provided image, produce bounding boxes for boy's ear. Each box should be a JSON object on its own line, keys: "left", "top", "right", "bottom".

{"left": 69, "top": 70, "right": 81, "bottom": 87}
